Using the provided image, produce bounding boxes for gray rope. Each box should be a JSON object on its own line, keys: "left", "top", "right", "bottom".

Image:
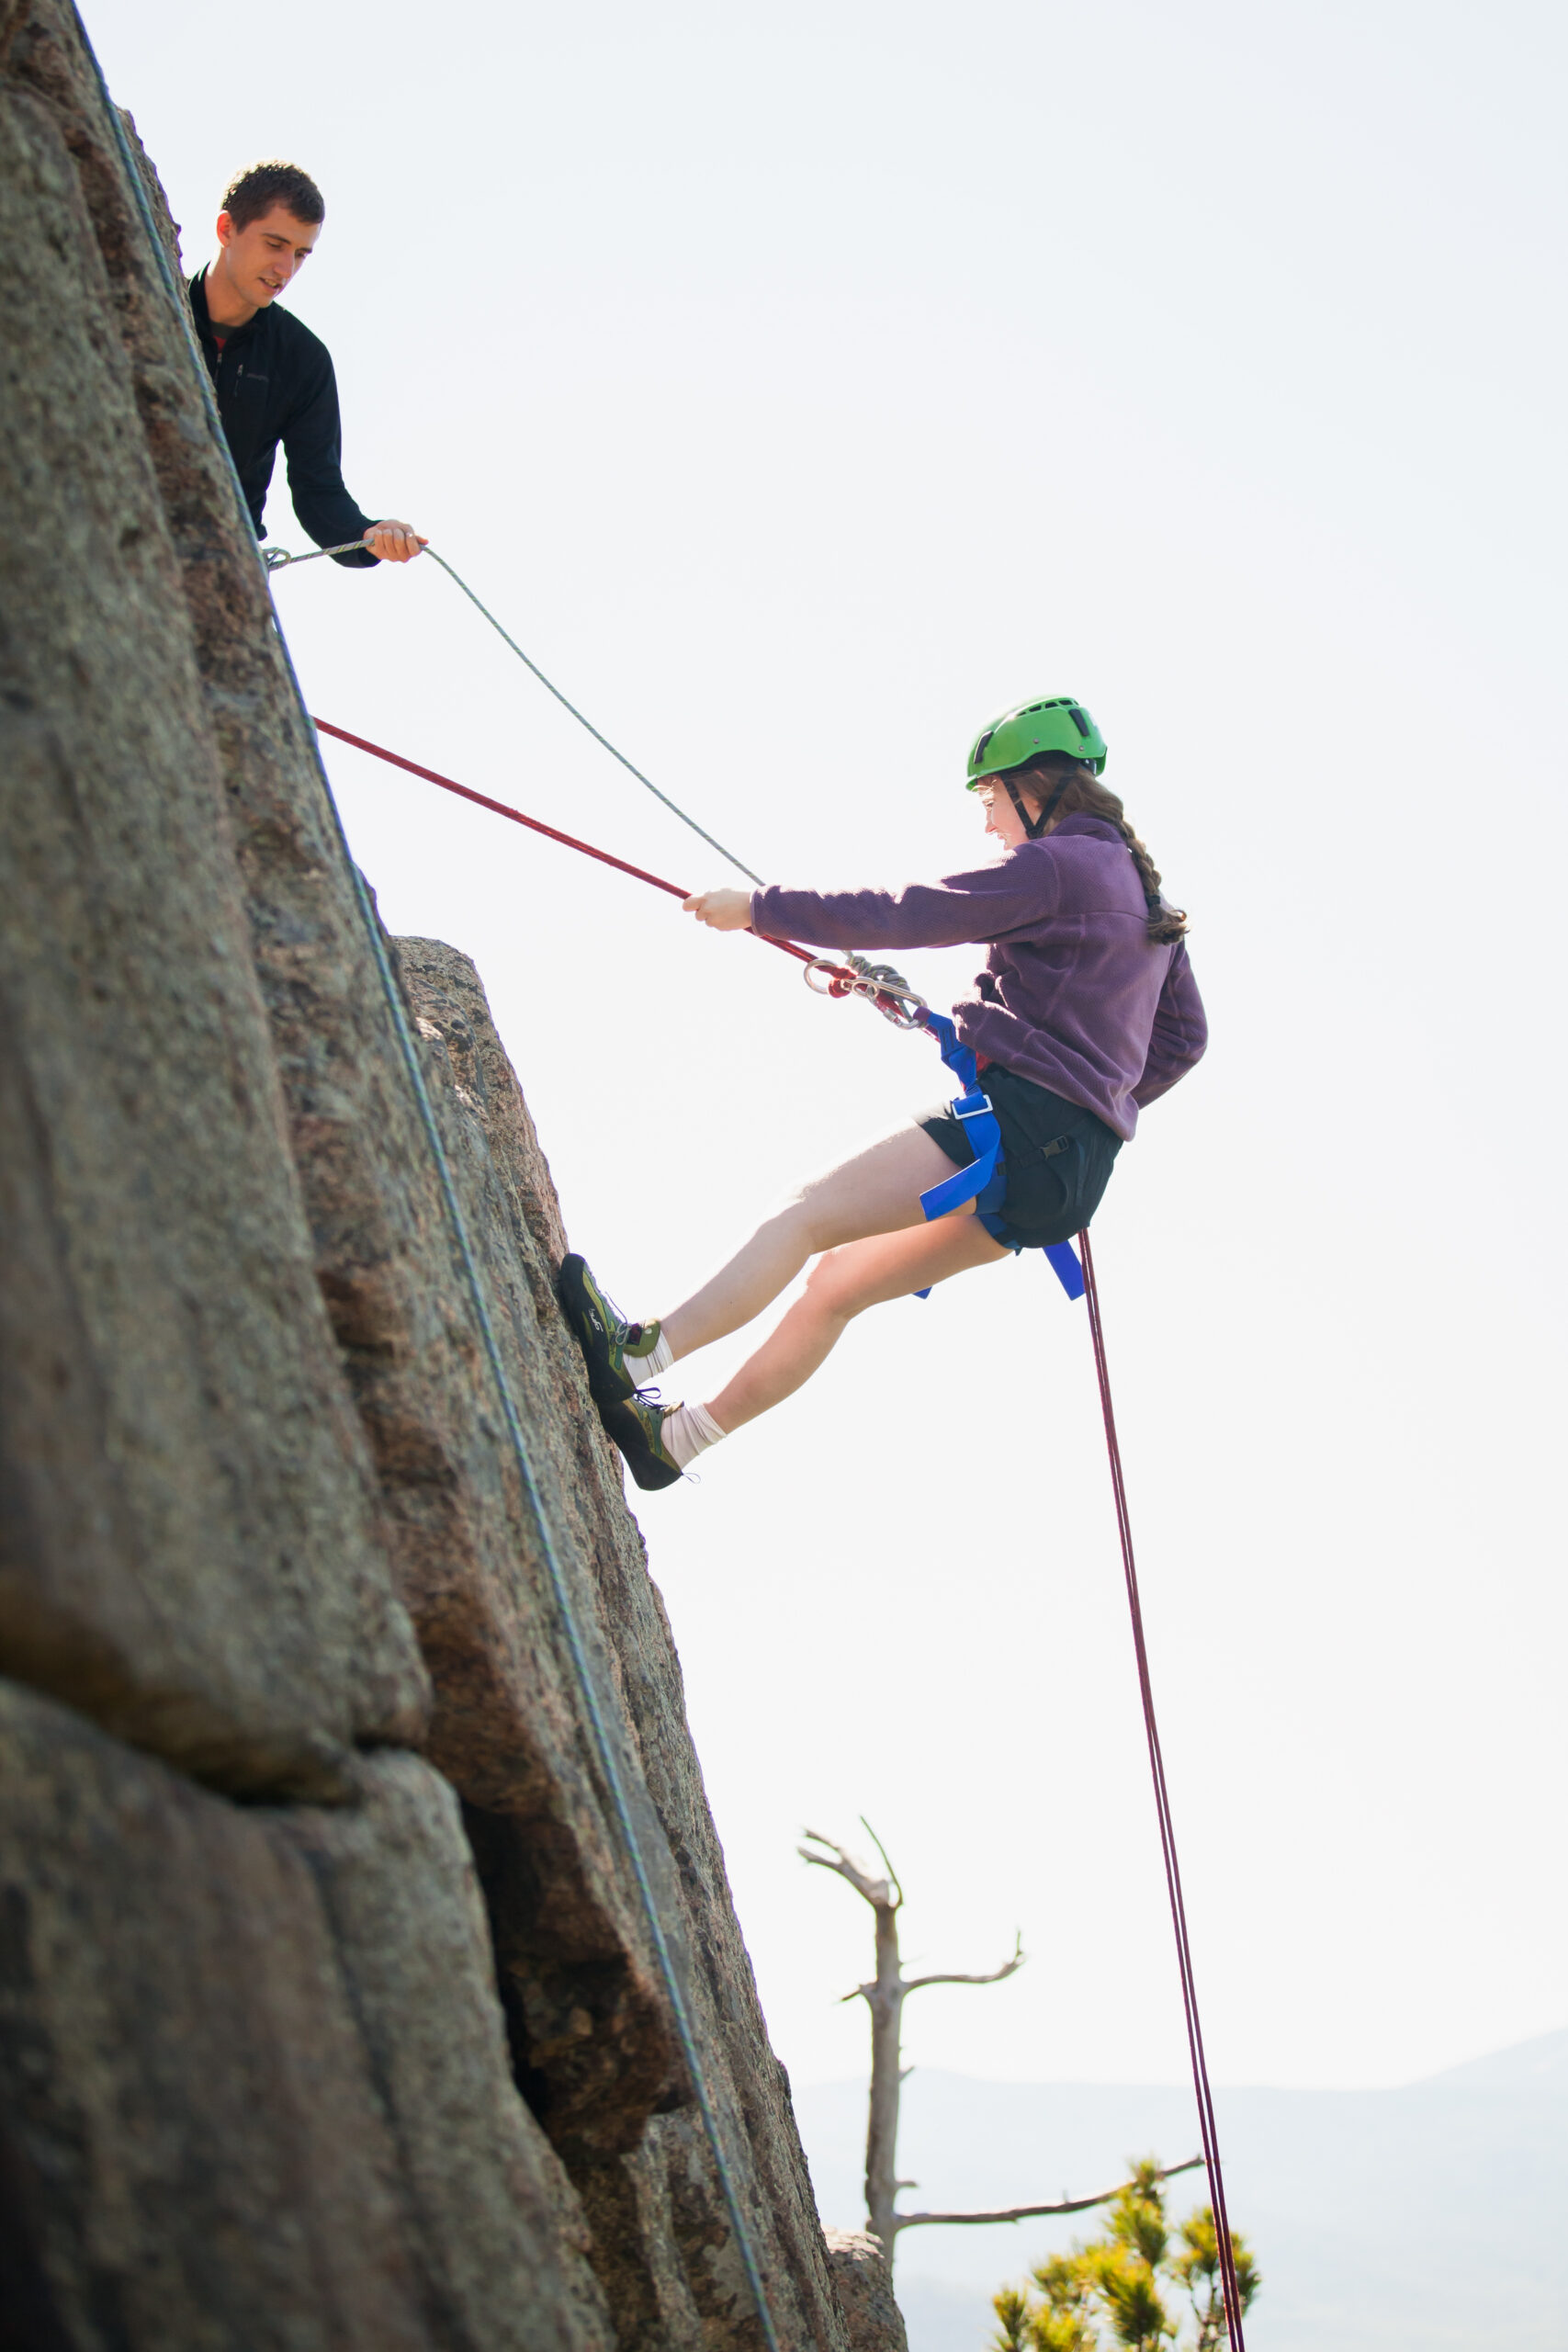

{"left": 85, "top": 39, "right": 784, "bottom": 2350}
{"left": 422, "top": 549, "right": 764, "bottom": 884}
{"left": 339, "top": 863, "right": 785, "bottom": 2352}
{"left": 265, "top": 537, "right": 763, "bottom": 885}
{"left": 262, "top": 537, "right": 371, "bottom": 567}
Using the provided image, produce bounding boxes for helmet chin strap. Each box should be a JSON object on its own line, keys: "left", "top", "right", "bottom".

{"left": 1004, "top": 773, "right": 1072, "bottom": 841}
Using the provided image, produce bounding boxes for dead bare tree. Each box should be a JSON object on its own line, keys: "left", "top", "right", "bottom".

{"left": 801, "top": 1825, "right": 1201, "bottom": 2262}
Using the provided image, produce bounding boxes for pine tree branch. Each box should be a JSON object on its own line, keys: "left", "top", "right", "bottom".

{"left": 903, "top": 1931, "right": 1025, "bottom": 1995}
{"left": 799, "top": 1830, "right": 895, "bottom": 1910}
{"left": 859, "top": 1815, "right": 904, "bottom": 1909}
{"left": 892, "top": 2155, "right": 1204, "bottom": 2233}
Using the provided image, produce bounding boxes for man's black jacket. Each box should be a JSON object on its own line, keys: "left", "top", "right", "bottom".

{"left": 188, "top": 266, "right": 378, "bottom": 567}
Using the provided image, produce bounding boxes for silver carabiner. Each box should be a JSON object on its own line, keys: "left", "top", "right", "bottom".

{"left": 871, "top": 987, "right": 930, "bottom": 1030}
{"left": 843, "top": 954, "right": 929, "bottom": 1028}
{"left": 802, "top": 951, "right": 927, "bottom": 1027}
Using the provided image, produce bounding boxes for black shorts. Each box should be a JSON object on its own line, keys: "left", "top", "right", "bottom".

{"left": 915, "top": 1062, "right": 1122, "bottom": 1251}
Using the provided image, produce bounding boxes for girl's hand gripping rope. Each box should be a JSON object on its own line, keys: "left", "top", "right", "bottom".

{"left": 683, "top": 888, "right": 753, "bottom": 931}
{"left": 682, "top": 888, "right": 925, "bottom": 1023}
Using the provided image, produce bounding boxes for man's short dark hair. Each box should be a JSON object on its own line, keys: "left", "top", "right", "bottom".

{"left": 220, "top": 162, "right": 325, "bottom": 232}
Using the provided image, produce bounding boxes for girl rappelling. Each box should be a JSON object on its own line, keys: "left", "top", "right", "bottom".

{"left": 295, "top": 640, "right": 1244, "bottom": 2348}
{"left": 559, "top": 695, "right": 1207, "bottom": 1490}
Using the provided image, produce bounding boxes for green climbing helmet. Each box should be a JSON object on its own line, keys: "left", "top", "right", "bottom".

{"left": 965, "top": 695, "right": 1107, "bottom": 785}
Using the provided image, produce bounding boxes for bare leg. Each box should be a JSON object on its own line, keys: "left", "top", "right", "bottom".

{"left": 662, "top": 1125, "right": 975, "bottom": 1363}
{"left": 707, "top": 1213, "right": 1009, "bottom": 1433}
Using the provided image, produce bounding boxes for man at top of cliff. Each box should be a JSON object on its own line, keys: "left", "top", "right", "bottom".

{"left": 188, "top": 160, "right": 424, "bottom": 570}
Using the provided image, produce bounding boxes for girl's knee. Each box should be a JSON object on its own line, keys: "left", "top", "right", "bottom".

{"left": 787, "top": 1200, "right": 841, "bottom": 1261}
{"left": 804, "top": 1246, "right": 865, "bottom": 1317}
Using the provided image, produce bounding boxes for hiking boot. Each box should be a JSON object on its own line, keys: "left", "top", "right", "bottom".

{"left": 606, "top": 1393, "right": 685, "bottom": 1491}
{"left": 559, "top": 1253, "right": 666, "bottom": 1410}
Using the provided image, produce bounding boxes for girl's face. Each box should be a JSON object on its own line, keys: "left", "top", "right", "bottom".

{"left": 976, "top": 776, "right": 1042, "bottom": 851}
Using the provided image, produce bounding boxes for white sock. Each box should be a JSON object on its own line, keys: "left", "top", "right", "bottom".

{"left": 660, "top": 1399, "right": 728, "bottom": 1470}
{"left": 627, "top": 1324, "right": 673, "bottom": 1380}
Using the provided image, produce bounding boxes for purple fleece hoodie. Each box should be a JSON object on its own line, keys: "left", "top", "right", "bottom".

{"left": 750, "top": 814, "right": 1207, "bottom": 1141}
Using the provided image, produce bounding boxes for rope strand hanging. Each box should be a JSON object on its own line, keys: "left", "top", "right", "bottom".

{"left": 1079, "top": 1232, "right": 1248, "bottom": 2349}
{"left": 85, "top": 99, "right": 793, "bottom": 2330}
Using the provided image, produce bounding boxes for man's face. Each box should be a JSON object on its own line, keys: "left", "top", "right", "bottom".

{"left": 214, "top": 204, "right": 321, "bottom": 307}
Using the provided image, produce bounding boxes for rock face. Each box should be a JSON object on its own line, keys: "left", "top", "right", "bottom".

{"left": 0, "top": 4, "right": 898, "bottom": 2346}
{"left": 0, "top": 1684, "right": 604, "bottom": 2352}
{"left": 0, "top": 16, "right": 428, "bottom": 1799}
{"left": 822, "top": 2237, "right": 911, "bottom": 2352}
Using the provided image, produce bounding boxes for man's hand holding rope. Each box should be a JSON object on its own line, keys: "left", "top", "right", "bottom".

{"left": 362, "top": 518, "right": 427, "bottom": 563}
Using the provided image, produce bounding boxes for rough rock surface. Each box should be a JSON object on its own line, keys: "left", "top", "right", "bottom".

{"left": 0, "top": 4, "right": 899, "bottom": 2347}
{"left": 822, "top": 2236, "right": 910, "bottom": 2352}
{"left": 0, "top": 0, "right": 428, "bottom": 1797}
{"left": 0, "top": 1679, "right": 606, "bottom": 2352}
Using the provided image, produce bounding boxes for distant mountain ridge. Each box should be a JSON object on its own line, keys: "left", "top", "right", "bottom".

{"left": 1417, "top": 2024, "right": 1568, "bottom": 2092}
{"left": 792, "top": 2028, "right": 1568, "bottom": 2352}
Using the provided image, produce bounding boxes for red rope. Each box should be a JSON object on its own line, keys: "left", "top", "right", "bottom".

{"left": 1078, "top": 1229, "right": 1247, "bottom": 2348}
{"left": 313, "top": 717, "right": 822, "bottom": 967}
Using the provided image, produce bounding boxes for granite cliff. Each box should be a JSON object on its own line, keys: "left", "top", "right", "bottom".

{"left": 0, "top": 6, "right": 907, "bottom": 2346}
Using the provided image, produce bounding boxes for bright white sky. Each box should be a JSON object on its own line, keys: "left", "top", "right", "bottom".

{"left": 89, "top": 0, "right": 1565, "bottom": 2099}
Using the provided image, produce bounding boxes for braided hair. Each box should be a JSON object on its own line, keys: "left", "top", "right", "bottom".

{"left": 1002, "top": 752, "right": 1189, "bottom": 945}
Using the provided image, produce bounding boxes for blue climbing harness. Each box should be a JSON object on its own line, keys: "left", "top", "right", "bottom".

{"left": 917, "top": 1012, "right": 1085, "bottom": 1301}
